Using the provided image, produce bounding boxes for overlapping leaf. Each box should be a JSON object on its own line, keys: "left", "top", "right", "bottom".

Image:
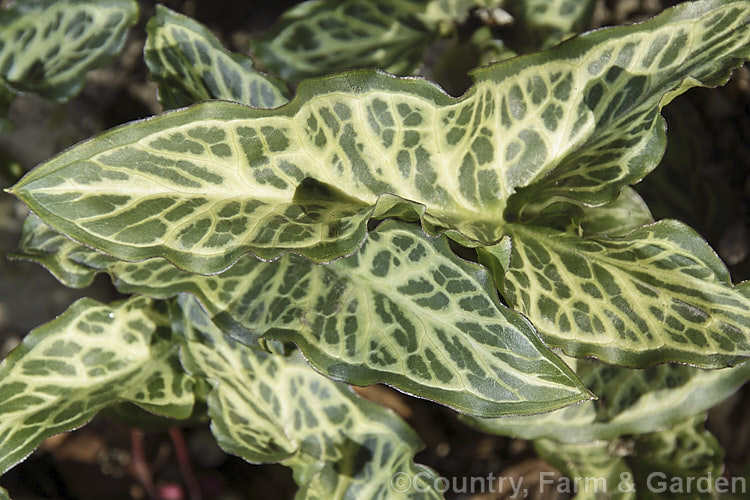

{"left": 534, "top": 415, "right": 724, "bottom": 499}
{"left": 145, "top": 6, "right": 289, "bottom": 110}
{"left": 20, "top": 218, "right": 588, "bottom": 417}
{"left": 465, "top": 355, "right": 750, "bottom": 443}
{"left": 533, "top": 440, "right": 632, "bottom": 500}
{"left": 11, "top": 213, "right": 117, "bottom": 288}
{"left": 492, "top": 220, "right": 750, "bottom": 367}
{"left": 252, "top": 0, "right": 499, "bottom": 82}
{"left": 9, "top": 0, "right": 750, "bottom": 273}
{"left": 501, "top": 0, "right": 596, "bottom": 52}
{"left": 0, "top": 296, "right": 194, "bottom": 475}
{"left": 172, "top": 295, "right": 443, "bottom": 499}
{"left": 0, "top": 0, "right": 138, "bottom": 101}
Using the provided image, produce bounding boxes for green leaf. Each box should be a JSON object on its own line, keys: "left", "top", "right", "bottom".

{"left": 533, "top": 440, "right": 634, "bottom": 500}
{"left": 491, "top": 220, "right": 750, "bottom": 367}
{"left": 0, "top": 0, "right": 138, "bottom": 101}
{"left": 630, "top": 415, "right": 723, "bottom": 499}
{"left": 533, "top": 415, "right": 723, "bottom": 500}
{"left": 172, "top": 295, "right": 444, "bottom": 499}
{"left": 10, "top": 0, "right": 750, "bottom": 272}
{"left": 38, "top": 219, "right": 588, "bottom": 417}
{"left": 502, "top": 0, "right": 597, "bottom": 52}
{"left": 252, "top": 0, "right": 497, "bottom": 82}
{"left": 579, "top": 186, "right": 653, "bottom": 237}
{"left": 144, "top": 5, "right": 289, "bottom": 110}
{"left": 464, "top": 356, "right": 750, "bottom": 443}
{"left": 0, "top": 296, "right": 194, "bottom": 475}
{"left": 0, "top": 486, "right": 9, "bottom": 500}
{"left": 10, "top": 214, "right": 117, "bottom": 288}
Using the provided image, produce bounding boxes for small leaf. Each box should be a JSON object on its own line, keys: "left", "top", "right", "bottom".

{"left": 464, "top": 356, "right": 750, "bottom": 442}
{"left": 172, "top": 295, "right": 444, "bottom": 499}
{"left": 579, "top": 186, "right": 653, "bottom": 237}
{"left": 10, "top": 0, "right": 750, "bottom": 272}
{"left": 252, "top": 0, "right": 496, "bottom": 82}
{"left": 502, "top": 0, "right": 597, "bottom": 52}
{"left": 630, "top": 415, "right": 723, "bottom": 499}
{"left": 533, "top": 414, "right": 723, "bottom": 500}
{"left": 533, "top": 440, "right": 633, "bottom": 500}
{"left": 44, "top": 220, "right": 589, "bottom": 417}
{"left": 0, "top": 0, "right": 139, "bottom": 101}
{"left": 494, "top": 221, "right": 750, "bottom": 367}
{"left": 145, "top": 5, "right": 289, "bottom": 110}
{"left": 0, "top": 296, "right": 194, "bottom": 475}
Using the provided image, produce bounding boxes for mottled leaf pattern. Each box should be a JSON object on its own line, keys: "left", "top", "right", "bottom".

{"left": 252, "top": 0, "right": 498, "bottom": 82}
{"left": 465, "top": 355, "right": 750, "bottom": 443}
{"left": 496, "top": 221, "right": 750, "bottom": 367}
{"left": 0, "top": 297, "right": 194, "bottom": 475}
{"left": 579, "top": 187, "right": 653, "bottom": 237}
{"left": 533, "top": 440, "right": 633, "bottom": 500}
{"left": 630, "top": 415, "right": 724, "bottom": 499}
{"left": 502, "top": 0, "right": 596, "bottom": 52}
{"left": 534, "top": 415, "right": 723, "bottom": 500}
{"left": 11, "top": 1, "right": 750, "bottom": 273}
{"left": 172, "top": 295, "right": 443, "bottom": 499}
{"left": 0, "top": 0, "right": 138, "bottom": 101}
{"left": 10, "top": 214, "right": 117, "bottom": 288}
{"left": 145, "top": 6, "right": 289, "bottom": 110}
{"left": 41, "top": 220, "right": 587, "bottom": 417}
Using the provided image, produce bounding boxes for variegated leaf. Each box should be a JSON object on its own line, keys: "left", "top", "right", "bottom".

{"left": 0, "top": 0, "right": 138, "bottom": 101}
{"left": 0, "top": 296, "right": 195, "bottom": 475}
{"left": 465, "top": 356, "right": 750, "bottom": 443}
{"left": 36, "top": 220, "right": 588, "bottom": 417}
{"left": 9, "top": 0, "right": 750, "bottom": 273}
{"left": 490, "top": 221, "right": 750, "bottom": 367}
{"left": 10, "top": 213, "right": 117, "bottom": 288}
{"left": 533, "top": 440, "right": 633, "bottom": 500}
{"left": 252, "top": 0, "right": 499, "bottom": 82}
{"left": 144, "top": 5, "right": 289, "bottom": 110}
{"left": 534, "top": 414, "right": 723, "bottom": 500}
{"left": 579, "top": 186, "right": 653, "bottom": 237}
{"left": 172, "top": 295, "right": 443, "bottom": 499}
{"left": 502, "top": 0, "right": 596, "bottom": 52}
{"left": 630, "top": 415, "right": 724, "bottom": 499}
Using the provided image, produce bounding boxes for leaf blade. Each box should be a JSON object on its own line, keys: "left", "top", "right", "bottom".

{"left": 172, "top": 295, "right": 444, "bottom": 499}
{"left": 145, "top": 5, "right": 289, "bottom": 110}
{"left": 0, "top": 296, "right": 194, "bottom": 475}
{"left": 10, "top": 1, "right": 750, "bottom": 272}
{"left": 0, "top": 0, "right": 138, "bottom": 101}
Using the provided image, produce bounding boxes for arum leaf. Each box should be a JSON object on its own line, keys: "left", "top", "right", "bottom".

{"left": 34, "top": 219, "right": 588, "bottom": 417}
{"left": 579, "top": 186, "right": 653, "bottom": 237}
{"left": 10, "top": 214, "right": 117, "bottom": 288}
{"left": 464, "top": 356, "right": 750, "bottom": 443}
{"left": 172, "top": 295, "right": 444, "bottom": 499}
{"left": 9, "top": 0, "right": 750, "bottom": 273}
{"left": 630, "top": 415, "right": 723, "bottom": 499}
{"left": 252, "top": 0, "right": 498, "bottom": 82}
{"left": 144, "top": 5, "right": 289, "bottom": 110}
{"left": 533, "top": 440, "right": 633, "bottom": 500}
{"left": 502, "top": 0, "right": 597, "bottom": 52}
{"left": 0, "top": 0, "right": 138, "bottom": 101}
{"left": 533, "top": 415, "right": 723, "bottom": 500}
{"left": 0, "top": 296, "right": 194, "bottom": 475}
{"left": 492, "top": 221, "right": 750, "bottom": 367}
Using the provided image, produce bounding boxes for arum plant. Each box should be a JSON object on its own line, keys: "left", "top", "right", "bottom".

{"left": 2, "top": 0, "right": 750, "bottom": 498}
